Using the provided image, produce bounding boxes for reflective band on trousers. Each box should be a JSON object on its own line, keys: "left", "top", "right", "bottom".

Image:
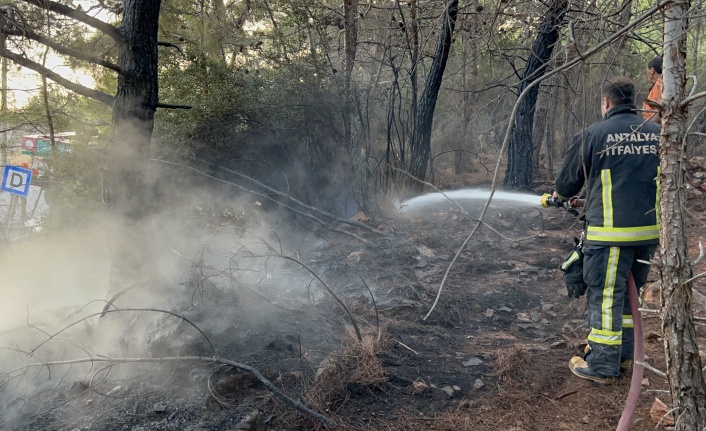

{"left": 586, "top": 225, "right": 660, "bottom": 242}
{"left": 602, "top": 247, "right": 620, "bottom": 330}
{"left": 623, "top": 314, "right": 634, "bottom": 329}
{"left": 588, "top": 328, "right": 622, "bottom": 346}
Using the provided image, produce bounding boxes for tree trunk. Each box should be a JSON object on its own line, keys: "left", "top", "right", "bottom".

{"left": 103, "top": 0, "right": 162, "bottom": 295}
{"left": 407, "top": 0, "right": 458, "bottom": 186}
{"left": 532, "top": 106, "right": 547, "bottom": 178}
{"left": 342, "top": 0, "right": 357, "bottom": 147}
{"left": 659, "top": 1, "right": 706, "bottom": 429}
{"left": 503, "top": 0, "right": 566, "bottom": 190}
{"left": 455, "top": 24, "right": 477, "bottom": 175}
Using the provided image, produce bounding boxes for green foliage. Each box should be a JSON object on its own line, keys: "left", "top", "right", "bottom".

{"left": 43, "top": 146, "right": 105, "bottom": 229}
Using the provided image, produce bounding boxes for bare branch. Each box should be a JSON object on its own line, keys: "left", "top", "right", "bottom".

{"left": 0, "top": 47, "right": 114, "bottom": 106}
{"left": 635, "top": 360, "right": 667, "bottom": 378}
{"left": 154, "top": 102, "right": 192, "bottom": 110}
{"left": 17, "top": 0, "right": 123, "bottom": 42}
{"left": 29, "top": 308, "right": 217, "bottom": 357}
{"left": 6, "top": 355, "right": 336, "bottom": 427}
{"left": 196, "top": 158, "right": 385, "bottom": 236}
{"left": 2, "top": 27, "right": 122, "bottom": 73}
{"left": 276, "top": 253, "right": 362, "bottom": 342}
{"left": 157, "top": 41, "right": 181, "bottom": 52}
{"left": 151, "top": 159, "right": 380, "bottom": 246}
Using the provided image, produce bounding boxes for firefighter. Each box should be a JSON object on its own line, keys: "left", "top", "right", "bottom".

{"left": 554, "top": 77, "right": 661, "bottom": 384}
{"left": 643, "top": 56, "right": 663, "bottom": 123}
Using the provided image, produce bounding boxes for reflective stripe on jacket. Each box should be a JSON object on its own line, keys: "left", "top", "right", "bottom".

{"left": 555, "top": 104, "right": 661, "bottom": 246}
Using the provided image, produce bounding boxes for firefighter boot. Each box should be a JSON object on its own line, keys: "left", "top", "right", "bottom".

{"left": 584, "top": 345, "right": 632, "bottom": 373}
{"left": 568, "top": 356, "right": 615, "bottom": 385}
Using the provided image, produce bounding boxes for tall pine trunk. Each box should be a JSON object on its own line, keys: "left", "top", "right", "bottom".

{"left": 103, "top": 0, "right": 162, "bottom": 295}
{"left": 407, "top": 0, "right": 458, "bottom": 187}
{"left": 659, "top": 0, "right": 706, "bottom": 428}
{"left": 503, "top": 0, "right": 566, "bottom": 190}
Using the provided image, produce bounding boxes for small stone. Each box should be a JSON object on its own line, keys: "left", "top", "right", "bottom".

{"left": 642, "top": 378, "right": 649, "bottom": 387}
{"left": 414, "top": 259, "right": 429, "bottom": 269}
{"left": 438, "top": 255, "right": 450, "bottom": 261}
{"left": 153, "top": 403, "right": 166, "bottom": 413}
{"left": 530, "top": 311, "right": 540, "bottom": 322}
{"left": 473, "top": 379, "right": 485, "bottom": 389}
{"left": 516, "top": 312, "right": 532, "bottom": 323}
{"left": 462, "top": 357, "right": 483, "bottom": 367}
{"left": 484, "top": 308, "right": 495, "bottom": 318}
{"left": 440, "top": 386, "right": 455, "bottom": 397}
{"left": 499, "top": 306, "right": 512, "bottom": 312}
{"left": 541, "top": 303, "right": 553, "bottom": 312}
{"left": 550, "top": 341, "right": 567, "bottom": 349}
{"left": 412, "top": 379, "right": 428, "bottom": 393}
{"left": 452, "top": 385, "right": 461, "bottom": 391}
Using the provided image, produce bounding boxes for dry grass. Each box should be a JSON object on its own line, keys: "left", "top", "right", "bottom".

{"left": 305, "top": 329, "right": 387, "bottom": 412}
{"left": 492, "top": 346, "right": 532, "bottom": 385}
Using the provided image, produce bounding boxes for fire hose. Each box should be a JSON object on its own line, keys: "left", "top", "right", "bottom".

{"left": 540, "top": 194, "right": 643, "bottom": 431}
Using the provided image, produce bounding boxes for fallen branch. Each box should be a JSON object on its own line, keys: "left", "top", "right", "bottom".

{"left": 198, "top": 225, "right": 365, "bottom": 342}
{"left": 29, "top": 308, "right": 217, "bottom": 358}
{"left": 275, "top": 253, "right": 362, "bottom": 342}
{"left": 635, "top": 360, "right": 667, "bottom": 378}
{"left": 4, "top": 355, "right": 337, "bottom": 427}
{"left": 171, "top": 249, "right": 305, "bottom": 315}
{"left": 151, "top": 159, "right": 378, "bottom": 247}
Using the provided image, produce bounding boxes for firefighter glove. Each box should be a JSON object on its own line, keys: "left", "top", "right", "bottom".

{"left": 560, "top": 246, "right": 587, "bottom": 298}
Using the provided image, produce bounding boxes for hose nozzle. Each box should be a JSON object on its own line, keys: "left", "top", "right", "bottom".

{"left": 540, "top": 193, "right": 586, "bottom": 209}
{"left": 540, "top": 193, "right": 563, "bottom": 208}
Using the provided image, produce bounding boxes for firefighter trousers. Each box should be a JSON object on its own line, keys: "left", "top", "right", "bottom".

{"left": 583, "top": 244, "right": 657, "bottom": 377}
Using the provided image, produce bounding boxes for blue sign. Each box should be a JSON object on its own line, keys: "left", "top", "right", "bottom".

{"left": 1, "top": 165, "right": 33, "bottom": 197}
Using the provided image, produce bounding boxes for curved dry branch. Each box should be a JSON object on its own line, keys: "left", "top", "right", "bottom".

{"left": 157, "top": 41, "right": 182, "bottom": 51}
{"left": 18, "top": 0, "right": 123, "bottom": 42}
{"left": 2, "top": 28, "right": 121, "bottom": 73}
{"left": 276, "top": 253, "right": 362, "bottom": 342}
{"left": 194, "top": 158, "right": 385, "bottom": 236}
{"left": 6, "top": 355, "right": 336, "bottom": 427}
{"left": 154, "top": 102, "right": 192, "bottom": 110}
{"left": 151, "top": 159, "right": 378, "bottom": 247}
{"left": 0, "top": 47, "right": 114, "bottom": 105}
{"left": 29, "top": 308, "right": 217, "bottom": 357}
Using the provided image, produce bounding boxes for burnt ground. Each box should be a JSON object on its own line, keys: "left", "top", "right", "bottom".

{"left": 2, "top": 188, "right": 706, "bottom": 431}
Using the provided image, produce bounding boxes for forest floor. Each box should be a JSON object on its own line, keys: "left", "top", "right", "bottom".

{"left": 2, "top": 175, "right": 706, "bottom": 431}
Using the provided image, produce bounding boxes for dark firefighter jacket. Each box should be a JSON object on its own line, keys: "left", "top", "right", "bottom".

{"left": 555, "top": 104, "right": 661, "bottom": 246}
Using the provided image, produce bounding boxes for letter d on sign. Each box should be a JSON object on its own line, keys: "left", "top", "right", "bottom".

{"left": 1, "top": 165, "right": 32, "bottom": 197}
{"left": 9, "top": 172, "right": 23, "bottom": 188}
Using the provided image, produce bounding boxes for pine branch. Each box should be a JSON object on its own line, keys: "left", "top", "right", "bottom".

{"left": 18, "top": 0, "right": 124, "bottom": 42}
{"left": 0, "top": 47, "right": 114, "bottom": 106}
{"left": 2, "top": 28, "right": 122, "bottom": 73}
